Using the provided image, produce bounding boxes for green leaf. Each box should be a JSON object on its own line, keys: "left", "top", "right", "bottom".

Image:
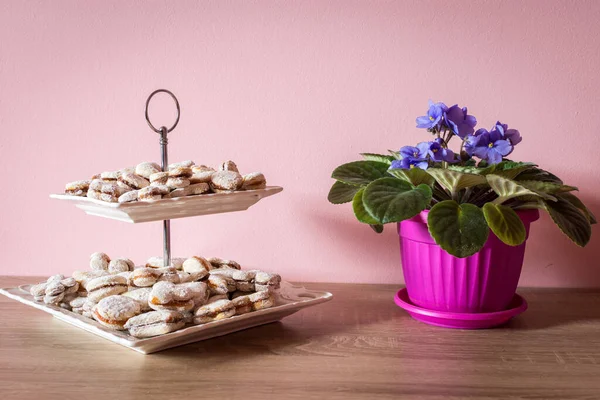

{"left": 426, "top": 168, "right": 487, "bottom": 194}
{"left": 543, "top": 197, "right": 592, "bottom": 247}
{"left": 352, "top": 188, "right": 381, "bottom": 224}
{"left": 427, "top": 200, "right": 489, "bottom": 258}
{"left": 494, "top": 164, "right": 538, "bottom": 180}
{"left": 518, "top": 180, "right": 577, "bottom": 194}
{"left": 557, "top": 192, "right": 597, "bottom": 224}
{"left": 496, "top": 161, "right": 537, "bottom": 171}
{"left": 387, "top": 168, "right": 435, "bottom": 187}
{"left": 388, "top": 149, "right": 401, "bottom": 160}
{"left": 360, "top": 153, "right": 394, "bottom": 164}
{"left": 515, "top": 168, "right": 563, "bottom": 184}
{"left": 482, "top": 203, "right": 526, "bottom": 246}
{"left": 487, "top": 174, "right": 557, "bottom": 204}
{"left": 448, "top": 164, "right": 496, "bottom": 175}
{"left": 327, "top": 181, "right": 360, "bottom": 204}
{"left": 363, "top": 178, "right": 432, "bottom": 224}
{"left": 370, "top": 224, "right": 384, "bottom": 233}
{"left": 331, "top": 161, "right": 390, "bottom": 186}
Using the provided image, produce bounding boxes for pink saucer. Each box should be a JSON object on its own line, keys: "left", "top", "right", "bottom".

{"left": 394, "top": 288, "right": 528, "bottom": 329}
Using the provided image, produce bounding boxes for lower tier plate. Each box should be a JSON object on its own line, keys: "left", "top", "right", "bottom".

{"left": 0, "top": 281, "right": 332, "bottom": 354}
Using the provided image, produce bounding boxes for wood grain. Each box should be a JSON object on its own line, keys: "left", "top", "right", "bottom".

{"left": 1, "top": 276, "right": 600, "bottom": 400}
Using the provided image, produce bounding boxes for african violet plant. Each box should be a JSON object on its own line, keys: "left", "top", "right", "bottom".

{"left": 328, "top": 100, "right": 595, "bottom": 258}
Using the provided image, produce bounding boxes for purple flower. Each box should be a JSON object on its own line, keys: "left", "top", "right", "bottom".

{"left": 463, "top": 128, "right": 486, "bottom": 156}
{"left": 399, "top": 143, "right": 429, "bottom": 160}
{"left": 471, "top": 127, "right": 513, "bottom": 164}
{"left": 422, "top": 139, "right": 456, "bottom": 163}
{"left": 494, "top": 121, "right": 522, "bottom": 147}
{"left": 391, "top": 157, "right": 429, "bottom": 170}
{"left": 444, "top": 105, "right": 477, "bottom": 138}
{"left": 416, "top": 100, "right": 448, "bottom": 130}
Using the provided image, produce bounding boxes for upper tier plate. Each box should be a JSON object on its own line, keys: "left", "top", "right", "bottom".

{"left": 50, "top": 186, "right": 283, "bottom": 223}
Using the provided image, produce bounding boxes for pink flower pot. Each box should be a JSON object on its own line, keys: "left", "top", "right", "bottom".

{"left": 397, "top": 209, "right": 539, "bottom": 313}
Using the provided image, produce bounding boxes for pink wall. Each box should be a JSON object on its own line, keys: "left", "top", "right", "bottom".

{"left": 1, "top": 1, "right": 599, "bottom": 287}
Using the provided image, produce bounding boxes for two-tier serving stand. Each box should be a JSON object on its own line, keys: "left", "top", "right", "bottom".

{"left": 0, "top": 90, "right": 332, "bottom": 354}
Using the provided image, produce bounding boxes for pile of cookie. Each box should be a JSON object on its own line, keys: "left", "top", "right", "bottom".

{"left": 64, "top": 160, "right": 267, "bottom": 203}
{"left": 30, "top": 253, "right": 281, "bottom": 338}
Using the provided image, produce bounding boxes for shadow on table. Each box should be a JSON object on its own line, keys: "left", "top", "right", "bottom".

{"left": 505, "top": 290, "right": 600, "bottom": 330}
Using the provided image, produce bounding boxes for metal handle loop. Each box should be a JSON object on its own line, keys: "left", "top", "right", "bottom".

{"left": 145, "top": 89, "right": 180, "bottom": 133}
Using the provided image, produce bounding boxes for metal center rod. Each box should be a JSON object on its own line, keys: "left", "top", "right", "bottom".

{"left": 160, "top": 126, "right": 171, "bottom": 267}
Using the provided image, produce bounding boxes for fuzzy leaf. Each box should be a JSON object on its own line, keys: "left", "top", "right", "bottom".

{"left": 518, "top": 180, "right": 578, "bottom": 194}
{"left": 360, "top": 153, "right": 394, "bottom": 164}
{"left": 331, "top": 161, "right": 390, "bottom": 186}
{"left": 557, "top": 192, "right": 597, "bottom": 224}
{"left": 482, "top": 203, "right": 526, "bottom": 246}
{"left": 515, "top": 168, "right": 563, "bottom": 184}
{"left": 543, "top": 197, "right": 592, "bottom": 246}
{"left": 487, "top": 174, "right": 557, "bottom": 204}
{"left": 427, "top": 168, "right": 487, "bottom": 194}
{"left": 387, "top": 168, "right": 435, "bottom": 187}
{"left": 448, "top": 164, "right": 496, "bottom": 175}
{"left": 370, "top": 224, "right": 384, "bottom": 233}
{"left": 352, "top": 188, "right": 381, "bottom": 224}
{"left": 427, "top": 200, "right": 489, "bottom": 258}
{"left": 494, "top": 163, "right": 538, "bottom": 180}
{"left": 363, "top": 178, "right": 432, "bottom": 224}
{"left": 327, "top": 181, "right": 361, "bottom": 204}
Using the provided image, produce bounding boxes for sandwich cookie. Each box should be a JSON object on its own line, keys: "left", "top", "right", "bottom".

{"left": 86, "top": 275, "right": 128, "bottom": 302}
{"left": 124, "top": 310, "right": 186, "bottom": 338}
{"left": 210, "top": 171, "right": 243, "bottom": 192}
{"left": 193, "top": 299, "right": 235, "bottom": 324}
{"left": 92, "top": 295, "right": 142, "bottom": 330}
{"left": 130, "top": 267, "right": 162, "bottom": 287}
{"left": 242, "top": 172, "right": 267, "bottom": 190}
{"left": 122, "top": 287, "right": 153, "bottom": 312}
{"left": 148, "top": 282, "right": 195, "bottom": 313}
{"left": 135, "top": 162, "right": 161, "bottom": 179}
{"left": 65, "top": 180, "right": 90, "bottom": 197}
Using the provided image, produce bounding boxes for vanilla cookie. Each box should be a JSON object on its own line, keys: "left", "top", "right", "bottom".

{"left": 166, "top": 177, "right": 190, "bottom": 189}
{"left": 207, "top": 274, "right": 235, "bottom": 295}
{"left": 148, "top": 282, "right": 195, "bottom": 313}
{"left": 69, "top": 296, "right": 88, "bottom": 314}
{"left": 100, "top": 171, "right": 119, "bottom": 181}
{"left": 108, "top": 258, "right": 135, "bottom": 274}
{"left": 163, "top": 188, "right": 187, "bottom": 198}
{"left": 157, "top": 267, "right": 181, "bottom": 284}
{"left": 118, "top": 172, "right": 149, "bottom": 190}
{"left": 179, "top": 281, "right": 209, "bottom": 307}
{"left": 242, "top": 172, "right": 267, "bottom": 190}
{"left": 254, "top": 271, "right": 282, "bottom": 292}
{"left": 86, "top": 275, "right": 128, "bottom": 302}
{"left": 138, "top": 186, "right": 164, "bottom": 201}
{"left": 30, "top": 282, "right": 48, "bottom": 298}
{"left": 189, "top": 167, "right": 214, "bottom": 185}
{"left": 206, "top": 294, "right": 229, "bottom": 304}
{"left": 135, "top": 162, "right": 162, "bottom": 179}
{"left": 93, "top": 295, "right": 142, "bottom": 330}
{"left": 182, "top": 256, "right": 211, "bottom": 277}
{"left": 219, "top": 160, "right": 239, "bottom": 173}
{"left": 208, "top": 257, "right": 241, "bottom": 270}
{"left": 90, "top": 252, "right": 111, "bottom": 271}
{"left": 149, "top": 172, "right": 169, "bottom": 185}
{"left": 193, "top": 299, "right": 235, "bottom": 324}
{"left": 87, "top": 189, "right": 118, "bottom": 203}
{"left": 122, "top": 287, "right": 153, "bottom": 312}
{"left": 168, "top": 166, "right": 193, "bottom": 178}
{"left": 169, "top": 160, "right": 195, "bottom": 169}
{"left": 118, "top": 190, "right": 139, "bottom": 203}
{"left": 73, "top": 270, "right": 109, "bottom": 290}
{"left": 232, "top": 295, "right": 253, "bottom": 315}
{"left": 125, "top": 310, "right": 186, "bottom": 338}
{"left": 249, "top": 290, "right": 275, "bottom": 311}
{"left": 186, "top": 182, "right": 210, "bottom": 196}
{"left": 130, "top": 267, "right": 161, "bottom": 287}
{"left": 210, "top": 171, "right": 243, "bottom": 191}
{"left": 65, "top": 180, "right": 90, "bottom": 196}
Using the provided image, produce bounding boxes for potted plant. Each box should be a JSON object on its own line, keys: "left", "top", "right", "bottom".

{"left": 328, "top": 100, "right": 595, "bottom": 327}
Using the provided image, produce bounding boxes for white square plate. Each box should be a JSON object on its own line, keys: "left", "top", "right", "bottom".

{"left": 0, "top": 281, "right": 332, "bottom": 354}
{"left": 50, "top": 186, "right": 283, "bottom": 223}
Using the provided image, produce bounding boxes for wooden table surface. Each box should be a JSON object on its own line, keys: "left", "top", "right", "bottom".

{"left": 1, "top": 276, "right": 600, "bottom": 400}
